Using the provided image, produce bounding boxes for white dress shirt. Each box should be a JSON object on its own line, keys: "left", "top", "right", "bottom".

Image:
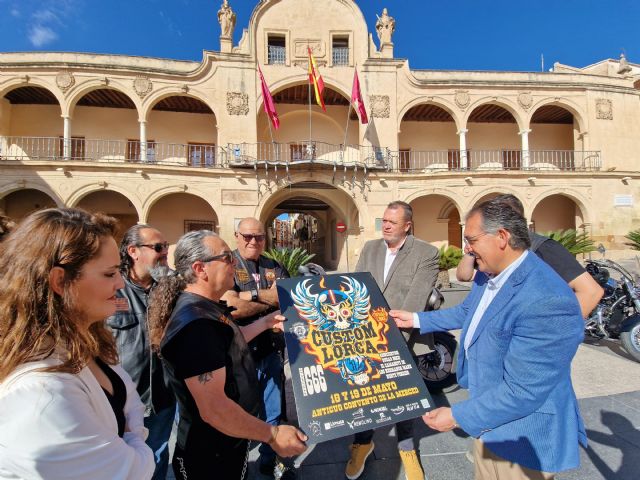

{"left": 383, "top": 237, "right": 407, "bottom": 283}
{"left": 463, "top": 251, "right": 529, "bottom": 350}
{"left": 413, "top": 251, "right": 529, "bottom": 351}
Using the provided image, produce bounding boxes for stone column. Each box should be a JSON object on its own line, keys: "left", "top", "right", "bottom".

{"left": 139, "top": 121, "right": 147, "bottom": 162}
{"left": 457, "top": 129, "right": 468, "bottom": 170}
{"left": 62, "top": 116, "right": 71, "bottom": 160}
{"left": 519, "top": 129, "right": 531, "bottom": 169}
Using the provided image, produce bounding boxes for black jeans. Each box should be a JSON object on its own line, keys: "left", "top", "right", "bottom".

{"left": 172, "top": 440, "right": 249, "bottom": 480}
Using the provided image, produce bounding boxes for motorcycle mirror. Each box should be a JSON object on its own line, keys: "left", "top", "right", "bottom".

{"left": 597, "top": 243, "right": 606, "bottom": 258}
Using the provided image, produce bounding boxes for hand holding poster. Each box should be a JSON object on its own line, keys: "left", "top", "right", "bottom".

{"left": 277, "top": 272, "right": 434, "bottom": 443}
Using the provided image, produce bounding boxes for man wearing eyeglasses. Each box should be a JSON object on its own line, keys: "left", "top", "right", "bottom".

{"left": 222, "top": 217, "right": 293, "bottom": 479}
{"left": 391, "top": 199, "right": 586, "bottom": 480}
{"left": 107, "top": 224, "right": 175, "bottom": 480}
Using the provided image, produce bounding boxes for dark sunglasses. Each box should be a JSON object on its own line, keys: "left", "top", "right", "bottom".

{"left": 138, "top": 242, "right": 169, "bottom": 253}
{"left": 237, "top": 232, "right": 266, "bottom": 242}
{"left": 201, "top": 251, "right": 235, "bottom": 265}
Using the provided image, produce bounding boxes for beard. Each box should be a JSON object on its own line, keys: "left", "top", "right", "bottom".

{"left": 149, "top": 264, "right": 173, "bottom": 282}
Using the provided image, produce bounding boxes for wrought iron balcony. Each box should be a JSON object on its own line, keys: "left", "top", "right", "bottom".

{"left": 0, "top": 136, "right": 221, "bottom": 168}
{"left": 395, "top": 149, "right": 601, "bottom": 172}
{"left": 0, "top": 137, "right": 601, "bottom": 173}
{"left": 227, "top": 141, "right": 389, "bottom": 169}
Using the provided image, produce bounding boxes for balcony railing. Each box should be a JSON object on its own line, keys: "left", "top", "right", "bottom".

{"left": 395, "top": 149, "right": 601, "bottom": 172}
{"left": 0, "top": 136, "right": 222, "bottom": 168}
{"left": 0, "top": 137, "right": 602, "bottom": 172}
{"left": 332, "top": 47, "right": 349, "bottom": 66}
{"left": 268, "top": 45, "right": 286, "bottom": 65}
{"left": 228, "top": 141, "right": 390, "bottom": 169}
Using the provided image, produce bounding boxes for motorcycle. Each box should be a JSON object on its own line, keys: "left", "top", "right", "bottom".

{"left": 585, "top": 258, "right": 640, "bottom": 362}
{"left": 410, "top": 288, "right": 458, "bottom": 392}
{"left": 299, "top": 263, "right": 458, "bottom": 392}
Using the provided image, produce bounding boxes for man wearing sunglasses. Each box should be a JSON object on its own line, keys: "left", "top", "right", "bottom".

{"left": 222, "top": 217, "right": 293, "bottom": 479}
{"left": 107, "top": 224, "right": 175, "bottom": 480}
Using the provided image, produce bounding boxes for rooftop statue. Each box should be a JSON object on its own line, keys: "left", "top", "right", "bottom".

{"left": 618, "top": 53, "right": 632, "bottom": 75}
{"left": 218, "top": 0, "right": 236, "bottom": 39}
{"left": 375, "top": 8, "right": 395, "bottom": 45}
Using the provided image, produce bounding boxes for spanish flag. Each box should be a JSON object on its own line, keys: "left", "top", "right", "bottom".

{"left": 308, "top": 47, "right": 326, "bottom": 112}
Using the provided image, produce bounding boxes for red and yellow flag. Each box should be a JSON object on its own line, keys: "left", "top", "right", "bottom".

{"left": 308, "top": 47, "right": 326, "bottom": 111}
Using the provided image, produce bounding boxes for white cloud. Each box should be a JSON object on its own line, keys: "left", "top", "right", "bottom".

{"left": 20, "top": 0, "right": 83, "bottom": 47}
{"left": 33, "top": 9, "right": 59, "bottom": 24}
{"left": 10, "top": 8, "right": 20, "bottom": 17}
{"left": 28, "top": 24, "right": 58, "bottom": 47}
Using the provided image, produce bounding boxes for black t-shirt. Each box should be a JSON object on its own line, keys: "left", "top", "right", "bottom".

{"left": 162, "top": 318, "right": 232, "bottom": 381}
{"left": 161, "top": 317, "right": 238, "bottom": 453}
{"left": 534, "top": 238, "right": 585, "bottom": 284}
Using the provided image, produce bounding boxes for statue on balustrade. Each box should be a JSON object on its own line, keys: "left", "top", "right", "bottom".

{"left": 218, "top": 0, "right": 236, "bottom": 39}
{"left": 375, "top": 8, "right": 395, "bottom": 45}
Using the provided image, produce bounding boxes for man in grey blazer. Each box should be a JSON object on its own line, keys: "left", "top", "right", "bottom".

{"left": 345, "top": 201, "right": 439, "bottom": 480}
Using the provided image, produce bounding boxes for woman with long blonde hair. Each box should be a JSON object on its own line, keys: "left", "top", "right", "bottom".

{"left": 0, "top": 208, "right": 154, "bottom": 480}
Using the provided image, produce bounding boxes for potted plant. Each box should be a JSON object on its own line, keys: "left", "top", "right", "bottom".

{"left": 263, "top": 247, "right": 316, "bottom": 277}
{"left": 437, "top": 245, "right": 464, "bottom": 289}
{"left": 541, "top": 229, "right": 596, "bottom": 255}
{"left": 625, "top": 229, "right": 640, "bottom": 251}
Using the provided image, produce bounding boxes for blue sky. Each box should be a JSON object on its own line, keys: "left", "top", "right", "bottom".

{"left": 0, "top": 0, "right": 638, "bottom": 71}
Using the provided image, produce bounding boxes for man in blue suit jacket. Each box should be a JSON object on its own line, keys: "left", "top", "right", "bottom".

{"left": 392, "top": 199, "right": 587, "bottom": 479}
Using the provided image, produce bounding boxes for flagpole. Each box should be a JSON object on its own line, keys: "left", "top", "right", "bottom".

{"left": 342, "top": 65, "right": 357, "bottom": 156}
{"left": 307, "top": 65, "right": 312, "bottom": 143}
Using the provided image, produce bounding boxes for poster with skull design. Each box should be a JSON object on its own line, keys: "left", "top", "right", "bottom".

{"left": 277, "top": 272, "right": 434, "bottom": 443}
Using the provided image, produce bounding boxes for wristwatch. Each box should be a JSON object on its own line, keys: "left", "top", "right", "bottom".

{"left": 250, "top": 288, "right": 259, "bottom": 302}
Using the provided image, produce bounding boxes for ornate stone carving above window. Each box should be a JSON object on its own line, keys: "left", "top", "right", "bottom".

{"left": 369, "top": 95, "right": 390, "bottom": 118}
{"left": 56, "top": 71, "right": 75, "bottom": 93}
{"left": 294, "top": 40, "right": 324, "bottom": 59}
{"left": 517, "top": 91, "right": 533, "bottom": 110}
{"left": 227, "top": 92, "right": 249, "bottom": 115}
{"left": 454, "top": 90, "right": 470, "bottom": 110}
{"left": 595, "top": 99, "right": 613, "bottom": 120}
{"left": 133, "top": 76, "right": 153, "bottom": 99}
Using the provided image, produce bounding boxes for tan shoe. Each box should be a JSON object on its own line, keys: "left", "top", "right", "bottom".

{"left": 345, "top": 442, "right": 375, "bottom": 480}
{"left": 399, "top": 449, "right": 425, "bottom": 480}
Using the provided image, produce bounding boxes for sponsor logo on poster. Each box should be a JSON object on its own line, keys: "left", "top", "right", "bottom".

{"left": 324, "top": 420, "right": 345, "bottom": 430}
{"left": 406, "top": 402, "right": 420, "bottom": 412}
{"left": 308, "top": 421, "right": 322, "bottom": 436}
{"left": 375, "top": 412, "right": 392, "bottom": 424}
{"left": 391, "top": 406, "right": 405, "bottom": 415}
{"left": 352, "top": 408, "right": 365, "bottom": 419}
{"left": 290, "top": 322, "right": 308, "bottom": 340}
{"left": 347, "top": 418, "right": 373, "bottom": 429}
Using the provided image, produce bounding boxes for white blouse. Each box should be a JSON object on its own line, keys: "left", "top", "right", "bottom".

{"left": 0, "top": 354, "right": 155, "bottom": 480}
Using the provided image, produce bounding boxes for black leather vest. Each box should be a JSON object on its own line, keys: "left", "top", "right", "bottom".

{"left": 160, "top": 292, "right": 260, "bottom": 449}
{"left": 232, "top": 250, "right": 288, "bottom": 359}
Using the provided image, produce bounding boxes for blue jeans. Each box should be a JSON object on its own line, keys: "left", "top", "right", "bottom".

{"left": 256, "top": 351, "right": 284, "bottom": 464}
{"left": 144, "top": 405, "right": 176, "bottom": 480}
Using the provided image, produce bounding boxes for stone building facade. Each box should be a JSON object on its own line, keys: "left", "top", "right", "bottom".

{"left": 1, "top": 0, "right": 639, "bottom": 269}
